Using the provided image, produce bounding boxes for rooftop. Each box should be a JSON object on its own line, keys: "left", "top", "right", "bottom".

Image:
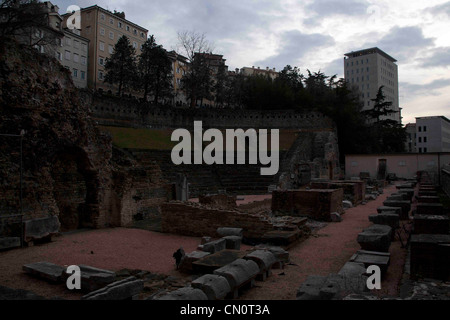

{"left": 344, "top": 47, "right": 397, "bottom": 63}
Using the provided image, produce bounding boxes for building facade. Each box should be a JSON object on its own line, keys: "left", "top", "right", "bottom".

{"left": 65, "top": 5, "right": 148, "bottom": 92}
{"left": 240, "top": 66, "right": 279, "bottom": 80}
{"left": 416, "top": 116, "right": 450, "bottom": 153}
{"left": 56, "top": 29, "right": 89, "bottom": 88}
{"left": 344, "top": 47, "right": 400, "bottom": 123}
{"left": 167, "top": 50, "right": 188, "bottom": 106}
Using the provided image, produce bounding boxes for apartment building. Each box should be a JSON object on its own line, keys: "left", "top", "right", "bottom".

{"left": 64, "top": 5, "right": 148, "bottom": 92}
{"left": 56, "top": 29, "right": 89, "bottom": 88}
{"left": 344, "top": 47, "right": 401, "bottom": 123}
{"left": 167, "top": 50, "right": 188, "bottom": 106}
{"left": 416, "top": 116, "right": 450, "bottom": 153}
{"left": 240, "top": 66, "right": 279, "bottom": 80}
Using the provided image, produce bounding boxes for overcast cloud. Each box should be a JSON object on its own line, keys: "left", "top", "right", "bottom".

{"left": 55, "top": 0, "right": 450, "bottom": 124}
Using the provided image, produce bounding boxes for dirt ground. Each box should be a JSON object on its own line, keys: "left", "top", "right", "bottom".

{"left": 0, "top": 184, "right": 409, "bottom": 300}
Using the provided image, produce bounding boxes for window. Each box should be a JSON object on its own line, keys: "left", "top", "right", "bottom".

{"left": 110, "top": 18, "right": 114, "bottom": 24}
{"left": 73, "top": 69, "right": 78, "bottom": 78}
{"left": 108, "top": 45, "right": 113, "bottom": 54}
{"left": 100, "top": 28, "right": 105, "bottom": 36}
{"left": 73, "top": 40, "right": 79, "bottom": 49}
{"left": 99, "top": 71, "right": 104, "bottom": 80}
{"left": 99, "top": 41, "right": 105, "bottom": 51}
{"left": 109, "top": 31, "right": 114, "bottom": 40}
{"left": 418, "top": 137, "right": 422, "bottom": 143}
{"left": 118, "top": 22, "right": 122, "bottom": 28}
{"left": 81, "top": 56, "right": 87, "bottom": 65}
{"left": 126, "top": 26, "right": 130, "bottom": 31}
{"left": 133, "top": 41, "right": 137, "bottom": 48}
{"left": 65, "top": 50, "right": 71, "bottom": 60}
{"left": 56, "top": 51, "right": 62, "bottom": 61}
{"left": 99, "top": 57, "right": 104, "bottom": 66}
{"left": 418, "top": 126, "right": 422, "bottom": 132}
{"left": 424, "top": 137, "right": 427, "bottom": 143}
{"left": 141, "top": 32, "right": 145, "bottom": 38}
{"left": 81, "top": 71, "right": 85, "bottom": 80}
{"left": 73, "top": 53, "right": 79, "bottom": 63}
{"left": 81, "top": 43, "right": 87, "bottom": 52}
{"left": 424, "top": 148, "right": 428, "bottom": 153}
{"left": 424, "top": 126, "right": 427, "bottom": 132}
{"left": 398, "top": 161, "right": 406, "bottom": 167}
{"left": 65, "top": 37, "right": 71, "bottom": 46}
{"left": 133, "top": 29, "right": 137, "bottom": 35}
{"left": 351, "top": 161, "right": 358, "bottom": 167}
{"left": 100, "top": 13, "right": 105, "bottom": 20}
{"left": 55, "top": 21, "right": 60, "bottom": 29}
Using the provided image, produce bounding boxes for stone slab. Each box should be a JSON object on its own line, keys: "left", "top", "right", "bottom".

{"left": 213, "top": 259, "right": 259, "bottom": 298}
{"left": 216, "top": 227, "right": 243, "bottom": 238}
{"left": 417, "top": 196, "right": 440, "bottom": 204}
{"left": 157, "top": 286, "right": 208, "bottom": 300}
{"left": 62, "top": 265, "right": 116, "bottom": 292}
{"left": 193, "top": 250, "right": 246, "bottom": 274}
{"left": 261, "top": 230, "right": 301, "bottom": 247}
{"left": 22, "top": 262, "right": 65, "bottom": 283}
{"left": 179, "top": 251, "right": 211, "bottom": 273}
{"left": 357, "top": 224, "right": 392, "bottom": 252}
{"left": 202, "top": 238, "right": 226, "bottom": 254}
{"left": 350, "top": 250, "right": 390, "bottom": 274}
{"left": 382, "top": 201, "right": 411, "bottom": 220}
{"left": 0, "top": 237, "right": 21, "bottom": 251}
{"left": 23, "top": 216, "right": 60, "bottom": 244}
{"left": 81, "top": 276, "right": 143, "bottom": 300}
{"left": 244, "top": 250, "right": 278, "bottom": 280}
{"left": 413, "top": 215, "right": 449, "bottom": 235}
{"left": 416, "top": 203, "right": 444, "bottom": 216}
{"left": 222, "top": 236, "right": 241, "bottom": 250}
{"left": 377, "top": 206, "right": 402, "bottom": 216}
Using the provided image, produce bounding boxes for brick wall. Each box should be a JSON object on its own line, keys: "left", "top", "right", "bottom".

{"left": 271, "top": 189, "right": 344, "bottom": 221}
{"left": 310, "top": 180, "right": 366, "bottom": 204}
{"left": 161, "top": 202, "right": 276, "bottom": 239}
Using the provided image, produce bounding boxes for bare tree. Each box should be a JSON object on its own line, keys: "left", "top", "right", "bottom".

{"left": 176, "top": 30, "right": 214, "bottom": 63}
{"left": 0, "top": 0, "right": 61, "bottom": 49}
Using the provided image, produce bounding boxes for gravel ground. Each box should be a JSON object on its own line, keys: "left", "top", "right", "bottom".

{"left": 0, "top": 184, "right": 409, "bottom": 300}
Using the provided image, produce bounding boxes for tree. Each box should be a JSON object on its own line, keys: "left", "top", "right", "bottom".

{"left": 363, "top": 86, "right": 398, "bottom": 125}
{"left": 104, "top": 35, "right": 137, "bottom": 96}
{"left": 0, "top": 0, "right": 61, "bottom": 49}
{"left": 176, "top": 30, "right": 214, "bottom": 107}
{"left": 214, "top": 63, "right": 227, "bottom": 107}
{"left": 138, "top": 35, "right": 173, "bottom": 103}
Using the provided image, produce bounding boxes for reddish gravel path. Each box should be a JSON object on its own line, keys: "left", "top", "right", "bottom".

{"left": 238, "top": 184, "right": 408, "bottom": 300}
{"left": 0, "top": 184, "right": 408, "bottom": 300}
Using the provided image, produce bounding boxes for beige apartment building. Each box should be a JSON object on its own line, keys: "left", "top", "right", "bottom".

{"left": 167, "top": 50, "right": 188, "bottom": 106}
{"left": 64, "top": 5, "right": 148, "bottom": 92}
{"left": 344, "top": 47, "right": 401, "bottom": 123}
{"left": 240, "top": 66, "right": 279, "bottom": 80}
{"left": 57, "top": 29, "right": 89, "bottom": 88}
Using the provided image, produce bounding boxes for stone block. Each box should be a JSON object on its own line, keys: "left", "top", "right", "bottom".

{"left": 244, "top": 250, "right": 278, "bottom": 281}
{"left": 410, "top": 234, "right": 450, "bottom": 280}
{"left": 254, "top": 245, "right": 289, "bottom": 264}
{"left": 413, "top": 215, "right": 449, "bottom": 235}
{"left": 157, "top": 287, "right": 208, "bottom": 300}
{"left": 349, "top": 250, "right": 390, "bottom": 274}
{"left": 202, "top": 238, "right": 226, "bottom": 254}
{"left": 222, "top": 236, "right": 241, "bottom": 250}
{"left": 213, "top": 259, "right": 259, "bottom": 298}
{"left": 191, "top": 274, "right": 231, "bottom": 300}
{"left": 62, "top": 265, "right": 116, "bottom": 292}
{"left": 261, "top": 230, "right": 301, "bottom": 246}
{"left": 397, "top": 188, "right": 414, "bottom": 200}
{"left": 192, "top": 250, "right": 247, "bottom": 274}
{"left": 357, "top": 224, "right": 392, "bottom": 252}
{"left": 377, "top": 206, "right": 402, "bottom": 216}
{"left": 369, "top": 213, "right": 399, "bottom": 230}
{"left": 331, "top": 212, "right": 342, "bottom": 223}
{"left": 81, "top": 276, "right": 143, "bottom": 300}
{"left": 216, "top": 227, "right": 243, "bottom": 238}
{"left": 22, "top": 262, "right": 65, "bottom": 283}
{"left": 23, "top": 216, "right": 60, "bottom": 244}
{"left": 0, "top": 237, "right": 21, "bottom": 251}
{"left": 343, "top": 200, "right": 353, "bottom": 209}
{"left": 417, "top": 196, "right": 441, "bottom": 204}
{"left": 382, "top": 200, "right": 411, "bottom": 219}
{"left": 416, "top": 203, "right": 444, "bottom": 216}
{"left": 179, "top": 251, "right": 211, "bottom": 273}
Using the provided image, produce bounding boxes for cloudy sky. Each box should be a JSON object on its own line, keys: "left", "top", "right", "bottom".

{"left": 56, "top": 0, "right": 450, "bottom": 124}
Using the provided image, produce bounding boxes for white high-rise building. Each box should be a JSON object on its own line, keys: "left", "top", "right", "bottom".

{"left": 344, "top": 47, "right": 401, "bottom": 124}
